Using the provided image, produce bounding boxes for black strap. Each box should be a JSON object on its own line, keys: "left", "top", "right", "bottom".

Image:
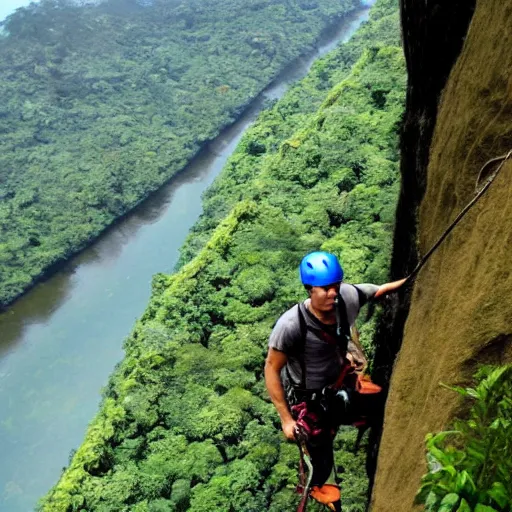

{"left": 284, "top": 303, "right": 309, "bottom": 392}
{"left": 335, "top": 290, "right": 351, "bottom": 356}
{"left": 296, "top": 303, "right": 308, "bottom": 389}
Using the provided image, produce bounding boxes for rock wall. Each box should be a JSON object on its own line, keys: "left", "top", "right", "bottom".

{"left": 372, "top": 0, "right": 476, "bottom": 386}
{"left": 371, "top": 0, "right": 512, "bottom": 510}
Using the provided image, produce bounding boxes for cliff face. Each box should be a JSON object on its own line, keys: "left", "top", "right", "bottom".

{"left": 371, "top": 0, "right": 512, "bottom": 510}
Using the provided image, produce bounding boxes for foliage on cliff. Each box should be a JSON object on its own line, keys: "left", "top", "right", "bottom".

{"left": 178, "top": 0, "right": 403, "bottom": 267}
{"left": 416, "top": 365, "right": 512, "bottom": 512}
{"left": 0, "top": 0, "right": 358, "bottom": 308}
{"left": 38, "top": 0, "right": 405, "bottom": 510}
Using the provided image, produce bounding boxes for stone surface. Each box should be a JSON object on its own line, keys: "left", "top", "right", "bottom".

{"left": 372, "top": 0, "right": 512, "bottom": 510}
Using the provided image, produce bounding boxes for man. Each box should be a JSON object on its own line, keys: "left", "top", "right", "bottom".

{"left": 264, "top": 251, "right": 405, "bottom": 510}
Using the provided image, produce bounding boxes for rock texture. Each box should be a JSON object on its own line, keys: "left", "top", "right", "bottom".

{"left": 371, "top": 0, "right": 512, "bottom": 510}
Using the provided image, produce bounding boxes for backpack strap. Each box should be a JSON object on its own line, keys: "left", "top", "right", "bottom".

{"left": 283, "top": 303, "right": 309, "bottom": 391}
{"left": 335, "top": 290, "right": 351, "bottom": 357}
{"left": 296, "top": 302, "right": 308, "bottom": 389}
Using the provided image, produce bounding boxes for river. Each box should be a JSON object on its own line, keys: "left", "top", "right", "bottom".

{"left": 0, "top": 6, "right": 372, "bottom": 511}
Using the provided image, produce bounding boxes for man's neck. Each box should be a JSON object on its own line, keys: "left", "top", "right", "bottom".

{"left": 305, "top": 298, "right": 336, "bottom": 325}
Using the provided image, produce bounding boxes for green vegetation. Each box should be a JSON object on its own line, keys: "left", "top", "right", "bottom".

{"left": 0, "top": 0, "right": 358, "bottom": 307}
{"left": 416, "top": 365, "right": 512, "bottom": 512}
{"left": 39, "top": 0, "right": 405, "bottom": 510}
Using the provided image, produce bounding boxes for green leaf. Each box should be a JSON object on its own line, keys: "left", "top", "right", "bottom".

{"left": 416, "top": 484, "right": 435, "bottom": 505}
{"left": 487, "top": 482, "right": 510, "bottom": 509}
{"left": 465, "top": 388, "right": 480, "bottom": 399}
{"left": 456, "top": 471, "right": 477, "bottom": 495}
{"left": 455, "top": 498, "right": 472, "bottom": 512}
{"left": 424, "top": 491, "right": 440, "bottom": 511}
{"left": 455, "top": 471, "right": 467, "bottom": 493}
{"left": 466, "top": 446, "right": 487, "bottom": 463}
{"left": 438, "top": 493, "right": 461, "bottom": 512}
{"left": 474, "top": 504, "right": 499, "bottom": 512}
{"left": 426, "top": 432, "right": 461, "bottom": 466}
{"left": 490, "top": 419, "right": 501, "bottom": 430}
{"left": 443, "top": 465, "right": 458, "bottom": 478}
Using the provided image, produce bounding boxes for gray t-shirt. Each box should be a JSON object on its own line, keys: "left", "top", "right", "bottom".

{"left": 268, "top": 283, "right": 379, "bottom": 390}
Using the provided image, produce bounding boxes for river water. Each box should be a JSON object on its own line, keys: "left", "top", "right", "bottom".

{"left": 0, "top": 6, "right": 371, "bottom": 511}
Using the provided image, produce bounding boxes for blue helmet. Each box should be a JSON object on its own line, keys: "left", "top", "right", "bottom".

{"left": 299, "top": 251, "right": 344, "bottom": 287}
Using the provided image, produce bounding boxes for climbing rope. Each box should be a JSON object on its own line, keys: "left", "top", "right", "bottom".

{"left": 295, "top": 424, "right": 314, "bottom": 512}
{"left": 405, "top": 149, "right": 512, "bottom": 284}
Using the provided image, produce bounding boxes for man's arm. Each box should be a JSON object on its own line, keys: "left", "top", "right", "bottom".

{"left": 264, "top": 347, "right": 296, "bottom": 440}
{"left": 373, "top": 277, "right": 407, "bottom": 299}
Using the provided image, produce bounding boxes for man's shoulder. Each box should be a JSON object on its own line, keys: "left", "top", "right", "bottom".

{"left": 340, "top": 282, "right": 379, "bottom": 304}
{"left": 274, "top": 303, "right": 301, "bottom": 331}
{"left": 339, "top": 282, "right": 360, "bottom": 306}
{"left": 339, "top": 283, "right": 379, "bottom": 325}
{"left": 269, "top": 303, "right": 304, "bottom": 352}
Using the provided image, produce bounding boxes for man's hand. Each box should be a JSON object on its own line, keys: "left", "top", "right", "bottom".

{"left": 282, "top": 418, "right": 297, "bottom": 441}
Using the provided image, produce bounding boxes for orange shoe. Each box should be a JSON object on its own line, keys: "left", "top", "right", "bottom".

{"left": 310, "top": 484, "right": 341, "bottom": 509}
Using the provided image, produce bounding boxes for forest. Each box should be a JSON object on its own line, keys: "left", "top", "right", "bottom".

{"left": 0, "top": 0, "right": 357, "bottom": 307}
{"left": 39, "top": 0, "right": 406, "bottom": 510}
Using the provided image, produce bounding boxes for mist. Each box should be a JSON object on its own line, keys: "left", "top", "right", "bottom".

{"left": 0, "top": 0, "right": 35, "bottom": 22}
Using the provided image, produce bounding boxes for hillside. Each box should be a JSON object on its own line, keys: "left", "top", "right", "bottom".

{"left": 39, "top": 1, "right": 405, "bottom": 510}
{"left": 0, "top": 0, "right": 357, "bottom": 307}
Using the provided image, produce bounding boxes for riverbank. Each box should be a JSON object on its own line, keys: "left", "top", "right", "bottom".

{"left": 0, "top": 7, "right": 374, "bottom": 511}
{"left": 0, "top": 0, "right": 361, "bottom": 310}
{"left": 1, "top": 7, "right": 356, "bottom": 312}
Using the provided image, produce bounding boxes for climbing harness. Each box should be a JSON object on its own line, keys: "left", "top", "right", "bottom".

{"left": 291, "top": 298, "right": 383, "bottom": 427}
{"left": 405, "top": 149, "right": 512, "bottom": 283}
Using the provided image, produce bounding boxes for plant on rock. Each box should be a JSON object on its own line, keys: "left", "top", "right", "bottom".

{"left": 416, "top": 365, "right": 512, "bottom": 512}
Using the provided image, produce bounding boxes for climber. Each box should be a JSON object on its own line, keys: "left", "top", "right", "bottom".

{"left": 264, "top": 251, "right": 406, "bottom": 510}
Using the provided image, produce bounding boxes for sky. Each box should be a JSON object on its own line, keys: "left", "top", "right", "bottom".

{"left": 0, "top": 0, "right": 37, "bottom": 23}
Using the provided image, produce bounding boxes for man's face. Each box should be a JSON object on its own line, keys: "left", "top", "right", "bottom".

{"left": 309, "top": 282, "right": 340, "bottom": 312}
